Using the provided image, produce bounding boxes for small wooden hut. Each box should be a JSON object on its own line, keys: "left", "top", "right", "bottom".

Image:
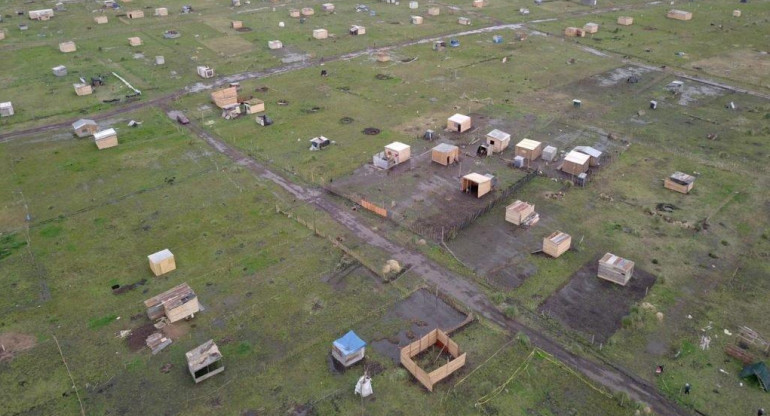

{"left": 428, "top": 7, "right": 440, "bottom": 15}
{"left": 144, "top": 282, "right": 199, "bottom": 323}
{"left": 322, "top": 3, "right": 335, "bottom": 12}
{"left": 94, "top": 15, "right": 108, "bottom": 24}
{"left": 447, "top": 113, "right": 471, "bottom": 132}
{"left": 52, "top": 65, "right": 68, "bottom": 77}
{"left": 373, "top": 142, "right": 411, "bottom": 169}
{"left": 543, "top": 231, "right": 571, "bottom": 258}
{"left": 617, "top": 16, "right": 633, "bottom": 25}
{"left": 231, "top": 20, "right": 243, "bottom": 29}
{"left": 574, "top": 146, "right": 602, "bottom": 166}
{"left": 313, "top": 28, "right": 328, "bottom": 39}
{"left": 127, "top": 10, "right": 144, "bottom": 19}
{"left": 349, "top": 25, "right": 365, "bottom": 35}
{"left": 733, "top": 10, "right": 741, "bottom": 17}
{"left": 268, "top": 40, "right": 283, "bottom": 49}
{"left": 472, "top": 0, "right": 485, "bottom": 8}
{"left": 148, "top": 248, "right": 176, "bottom": 276}
{"left": 461, "top": 173, "right": 493, "bottom": 198}
{"left": 667, "top": 9, "right": 692, "bottom": 21}
{"left": 400, "top": 329, "right": 466, "bottom": 392}
{"left": 154, "top": 7, "right": 168, "bottom": 16}
{"left": 197, "top": 66, "right": 214, "bottom": 78}
{"left": 598, "top": 253, "right": 634, "bottom": 286}
{"left": 59, "top": 41, "right": 77, "bottom": 53}
{"left": 289, "top": 8, "right": 300, "bottom": 17}
{"left": 301, "top": 7, "right": 315, "bottom": 16}
{"left": 485, "top": 129, "right": 511, "bottom": 153}
{"left": 431, "top": 143, "right": 460, "bottom": 166}
{"left": 458, "top": 16, "right": 471, "bottom": 25}
{"left": 664, "top": 171, "right": 695, "bottom": 194}
{"left": 74, "top": 83, "right": 93, "bottom": 96}
{"left": 0, "top": 102, "right": 15, "bottom": 117}
{"left": 564, "top": 27, "right": 585, "bottom": 37}
{"left": 561, "top": 150, "right": 590, "bottom": 175}
{"left": 242, "top": 98, "right": 264, "bottom": 114}
{"left": 29, "top": 9, "right": 55, "bottom": 20}
{"left": 186, "top": 340, "right": 224, "bottom": 383}
{"left": 94, "top": 129, "right": 117, "bottom": 149}
{"left": 332, "top": 330, "right": 366, "bottom": 367}
{"left": 128, "top": 36, "right": 142, "bottom": 46}
{"left": 411, "top": 16, "right": 423, "bottom": 25}
{"left": 505, "top": 200, "right": 536, "bottom": 225}
{"left": 515, "top": 138, "right": 542, "bottom": 161}
{"left": 583, "top": 22, "right": 599, "bottom": 33}
{"left": 72, "top": 119, "right": 98, "bottom": 137}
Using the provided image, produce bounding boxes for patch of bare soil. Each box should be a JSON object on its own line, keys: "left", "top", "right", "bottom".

{"left": 538, "top": 256, "right": 657, "bottom": 343}
{"left": 0, "top": 332, "right": 36, "bottom": 362}
{"left": 126, "top": 323, "right": 157, "bottom": 352}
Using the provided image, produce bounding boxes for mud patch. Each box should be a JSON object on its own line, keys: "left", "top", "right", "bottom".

{"left": 538, "top": 256, "right": 657, "bottom": 343}
{"left": 677, "top": 83, "right": 725, "bottom": 106}
{"left": 235, "top": 27, "right": 253, "bottom": 32}
{"left": 362, "top": 127, "right": 380, "bottom": 135}
{"left": 594, "top": 66, "right": 651, "bottom": 87}
{"left": 112, "top": 278, "right": 148, "bottom": 295}
{"left": 375, "top": 73, "right": 393, "bottom": 80}
{"left": 370, "top": 288, "right": 469, "bottom": 362}
{"left": 277, "top": 99, "right": 289, "bottom": 106}
{"left": 0, "top": 332, "right": 36, "bottom": 362}
{"left": 126, "top": 323, "right": 157, "bottom": 352}
{"left": 339, "top": 116, "right": 354, "bottom": 124}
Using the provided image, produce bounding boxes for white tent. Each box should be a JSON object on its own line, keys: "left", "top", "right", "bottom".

{"left": 354, "top": 375, "right": 373, "bottom": 397}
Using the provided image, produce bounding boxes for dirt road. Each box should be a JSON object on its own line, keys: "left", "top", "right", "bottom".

{"left": 180, "top": 113, "right": 691, "bottom": 416}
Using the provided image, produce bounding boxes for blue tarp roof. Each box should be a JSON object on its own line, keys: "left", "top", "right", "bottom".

{"left": 333, "top": 330, "right": 366, "bottom": 356}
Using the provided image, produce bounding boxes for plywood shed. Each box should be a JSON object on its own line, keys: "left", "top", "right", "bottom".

{"left": 72, "top": 119, "right": 98, "bottom": 137}
{"left": 144, "top": 282, "right": 199, "bottom": 323}
{"left": 289, "top": 8, "right": 300, "bottom": 17}
{"left": 74, "top": 83, "right": 93, "bottom": 96}
{"left": 155, "top": 56, "right": 165, "bottom": 65}
{"left": 231, "top": 20, "right": 243, "bottom": 29}
{"left": 94, "top": 15, "right": 108, "bottom": 24}
{"left": 322, "top": 3, "right": 334, "bottom": 12}
{"left": 484, "top": 129, "right": 510, "bottom": 153}
{"left": 409, "top": 1, "right": 418, "bottom": 9}
{"left": 431, "top": 143, "right": 460, "bottom": 166}
{"left": 268, "top": 40, "right": 283, "bottom": 49}
{"left": 349, "top": 25, "right": 365, "bottom": 35}
{"left": 543, "top": 231, "right": 571, "bottom": 258}
{"left": 733, "top": 10, "right": 741, "bottom": 17}
{"left": 515, "top": 138, "right": 542, "bottom": 161}
{"left": 373, "top": 142, "right": 411, "bottom": 169}
{"left": 561, "top": 150, "right": 590, "bottom": 175}
{"left": 598, "top": 253, "right": 634, "bottom": 286}
{"left": 472, "top": 0, "right": 485, "bottom": 8}
{"left": 461, "top": 173, "right": 493, "bottom": 198}
{"left": 458, "top": 16, "right": 471, "bottom": 25}
{"left": 411, "top": 16, "right": 423, "bottom": 24}
{"left": 564, "top": 27, "right": 586, "bottom": 37}
{"left": 29, "top": 9, "right": 54, "bottom": 20}
{"left": 52, "top": 65, "right": 67, "bottom": 77}
{"left": 313, "top": 28, "right": 328, "bottom": 39}
{"left": 93, "top": 128, "right": 118, "bottom": 150}
{"left": 447, "top": 113, "right": 471, "bottom": 132}
{"left": 154, "top": 7, "right": 168, "bottom": 16}
{"left": 59, "top": 41, "right": 77, "bottom": 53}
{"left": 148, "top": 248, "right": 176, "bottom": 276}
{"left": 400, "top": 329, "right": 466, "bottom": 392}
{"left": 0, "top": 30, "right": 5, "bottom": 41}
{"left": 197, "top": 65, "right": 215, "bottom": 79}
{"left": 210, "top": 87, "right": 239, "bottom": 109}
{"left": 128, "top": 36, "right": 142, "bottom": 46}
{"left": 310, "top": 136, "right": 331, "bottom": 150}
{"left": 127, "top": 10, "right": 144, "bottom": 19}
{"left": 617, "top": 16, "right": 633, "bottom": 26}
{"left": 242, "top": 98, "right": 264, "bottom": 114}
{"left": 332, "top": 330, "right": 366, "bottom": 367}
{"left": 428, "top": 7, "right": 440, "bottom": 15}
{"left": 664, "top": 171, "right": 695, "bottom": 194}
{"left": 542, "top": 145, "right": 557, "bottom": 162}
{"left": 573, "top": 146, "right": 602, "bottom": 166}
{"left": 0, "top": 102, "right": 14, "bottom": 117}
{"left": 186, "top": 340, "right": 224, "bottom": 383}
{"left": 583, "top": 22, "right": 599, "bottom": 33}
{"left": 505, "top": 200, "right": 536, "bottom": 226}
{"left": 667, "top": 9, "right": 692, "bottom": 21}
{"left": 301, "top": 7, "right": 314, "bottom": 16}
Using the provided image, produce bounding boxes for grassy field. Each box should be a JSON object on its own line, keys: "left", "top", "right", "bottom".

{"left": 1, "top": 0, "right": 769, "bottom": 415}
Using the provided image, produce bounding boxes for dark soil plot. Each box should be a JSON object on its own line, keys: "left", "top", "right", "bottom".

{"left": 538, "top": 258, "right": 656, "bottom": 343}
{"left": 126, "top": 322, "right": 157, "bottom": 352}
{"left": 370, "top": 289, "right": 468, "bottom": 363}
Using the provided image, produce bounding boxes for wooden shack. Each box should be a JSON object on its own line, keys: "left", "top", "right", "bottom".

{"left": 461, "top": 173, "right": 493, "bottom": 198}
{"left": 59, "top": 41, "right": 77, "bottom": 53}
{"left": 52, "top": 65, "right": 68, "bottom": 77}
{"left": 94, "top": 15, "right": 108, "bottom": 24}
{"left": 313, "top": 28, "right": 328, "bottom": 39}
{"left": 583, "top": 22, "right": 599, "bottom": 33}
{"left": 72, "top": 119, "right": 98, "bottom": 137}
{"left": 458, "top": 17, "right": 471, "bottom": 25}
{"left": 598, "top": 253, "right": 634, "bottom": 286}
{"left": 574, "top": 146, "right": 602, "bottom": 166}
{"left": 373, "top": 142, "right": 411, "bottom": 169}
{"left": 564, "top": 27, "right": 586, "bottom": 37}
{"left": 0, "top": 102, "right": 15, "bottom": 117}
{"left": 322, "top": 3, "right": 335, "bottom": 12}
{"left": 301, "top": 7, "right": 315, "bottom": 16}
{"left": 617, "top": 16, "right": 633, "bottom": 25}
{"left": 667, "top": 9, "right": 692, "bottom": 21}
{"left": 664, "top": 171, "right": 695, "bottom": 194}
{"left": 0, "top": 30, "right": 5, "bottom": 41}
{"left": 197, "top": 66, "right": 215, "bottom": 78}
{"left": 29, "top": 9, "right": 54, "bottom": 20}
{"left": 242, "top": 98, "right": 265, "bottom": 114}
{"left": 543, "top": 231, "right": 571, "bottom": 258}
{"left": 289, "top": 8, "right": 300, "bottom": 17}
{"left": 411, "top": 16, "right": 423, "bottom": 25}
{"left": 428, "top": 7, "right": 440, "bottom": 15}
{"left": 733, "top": 10, "right": 741, "bottom": 17}
{"left": 485, "top": 129, "right": 511, "bottom": 153}
{"left": 447, "top": 113, "right": 471, "bottom": 132}
{"left": 400, "top": 329, "right": 466, "bottom": 392}
{"left": 561, "top": 150, "right": 590, "bottom": 175}
{"left": 472, "top": 0, "right": 485, "bottom": 8}
{"left": 74, "top": 83, "right": 93, "bottom": 96}
{"left": 93, "top": 128, "right": 117, "bottom": 149}
{"left": 231, "top": 20, "right": 243, "bottom": 29}
{"left": 431, "top": 143, "right": 460, "bottom": 166}
{"left": 505, "top": 200, "right": 536, "bottom": 226}
{"left": 349, "top": 25, "right": 365, "bottom": 35}
{"left": 148, "top": 248, "right": 176, "bottom": 276}
{"left": 144, "top": 282, "right": 199, "bottom": 323}
{"left": 154, "top": 7, "right": 168, "bottom": 16}
{"left": 128, "top": 36, "right": 142, "bottom": 46}
{"left": 127, "top": 10, "right": 144, "bottom": 19}
{"left": 268, "top": 40, "right": 283, "bottom": 49}
{"left": 515, "top": 138, "right": 542, "bottom": 161}
{"left": 332, "top": 330, "right": 366, "bottom": 367}
{"left": 210, "top": 87, "right": 238, "bottom": 109}
{"left": 186, "top": 340, "right": 224, "bottom": 383}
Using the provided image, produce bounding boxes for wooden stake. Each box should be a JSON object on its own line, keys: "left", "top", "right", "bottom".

{"left": 53, "top": 335, "right": 86, "bottom": 416}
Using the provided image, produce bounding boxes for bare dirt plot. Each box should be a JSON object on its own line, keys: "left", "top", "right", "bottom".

{"left": 370, "top": 288, "right": 470, "bottom": 363}
{"left": 538, "top": 257, "right": 657, "bottom": 343}
{"left": 0, "top": 332, "right": 36, "bottom": 362}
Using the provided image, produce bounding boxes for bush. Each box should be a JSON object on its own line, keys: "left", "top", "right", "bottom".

{"left": 516, "top": 331, "right": 531, "bottom": 348}
{"left": 504, "top": 305, "right": 518, "bottom": 319}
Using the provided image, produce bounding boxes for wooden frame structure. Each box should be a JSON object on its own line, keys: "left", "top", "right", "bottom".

{"left": 400, "top": 329, "right": 466, "bottom": 391}
{"left": 144, "top": 282, "right": 199, "bottom": 323}
{"left": 543, "top": 231, "right": 571, "bottom": 258}
{"left": 186, "top": 340, "right": 224, "bottom": 383}
{"left": 598, "top": 252, "right": 634, "bottom": 286}
{"left": 664, "top": 171, "right": 695, "bottom": 194}
{"left": 431, "top": 143, "right": 459, "bottom": 166}
{"left": 461, "top": 173, "right": 493, "bottom": 198}
{"left": 148, "top": 248, "right": 176, "bottom": 276}
{"left": 514, "top": 138, "right": 542, "bottom": 161}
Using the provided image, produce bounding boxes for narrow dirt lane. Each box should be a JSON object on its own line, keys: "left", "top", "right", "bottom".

{"left": 180, "top": 113, "right": 692, "bottom": 416}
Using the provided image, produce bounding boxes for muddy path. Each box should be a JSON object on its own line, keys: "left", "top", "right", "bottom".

{"left": 176, "top": 108, "right": 691, "bottom": 416}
